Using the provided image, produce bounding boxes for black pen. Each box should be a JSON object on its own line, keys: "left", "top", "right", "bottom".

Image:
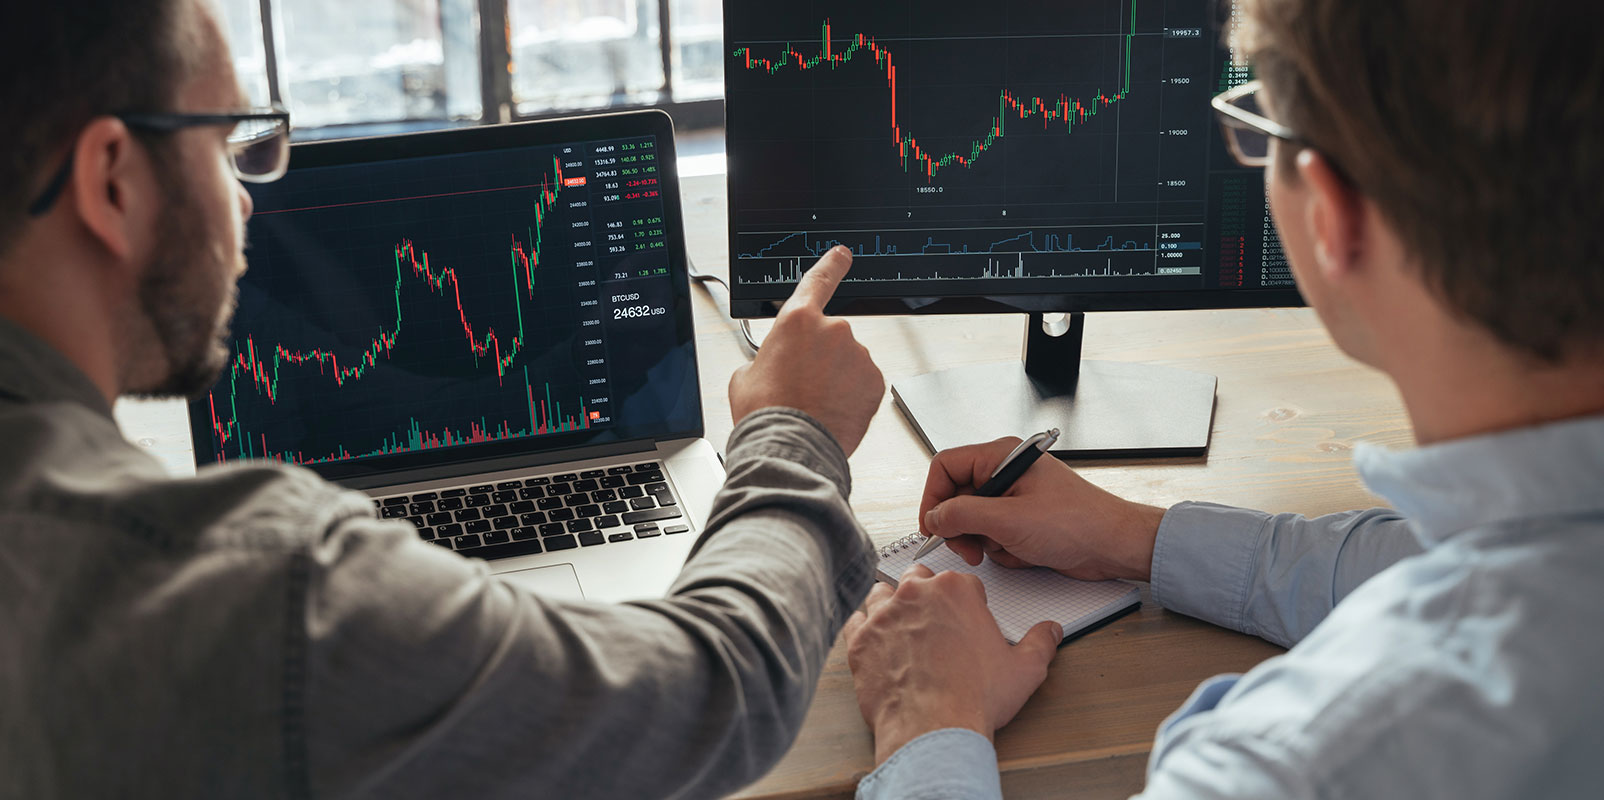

{"left": 912, "top": 427, "right": 1061, "bottom": 561}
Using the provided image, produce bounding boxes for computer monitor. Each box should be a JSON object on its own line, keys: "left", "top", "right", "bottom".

{"left": 722, "top": 0, "right": 1303, "bottom": 457}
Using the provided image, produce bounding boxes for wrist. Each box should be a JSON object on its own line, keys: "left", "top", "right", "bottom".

{"left": 1115, "top": 501, "right": 1164, "bottom": 582}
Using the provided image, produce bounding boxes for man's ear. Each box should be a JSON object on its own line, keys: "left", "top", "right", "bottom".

{"left": 1295, "top": 148, "right": 1366, "bottom": 282}
{"left": 67, "top": 116, "right": 161, "bottom": 268}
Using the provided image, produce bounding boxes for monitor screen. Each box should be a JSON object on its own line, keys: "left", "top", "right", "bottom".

{"left": 724, "top": 0, "right": 1302, "bottom": 317}
{"left": 188, "top": 115, "right": 702, "bottom": 481}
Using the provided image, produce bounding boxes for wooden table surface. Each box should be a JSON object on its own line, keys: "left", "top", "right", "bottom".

{"left": 113, "top": 173, "right": 1415, "bottom": 799}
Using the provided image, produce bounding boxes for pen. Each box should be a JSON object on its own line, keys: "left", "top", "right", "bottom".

{"left": 912, "top": 427, "right": 1061, "bottom": 561}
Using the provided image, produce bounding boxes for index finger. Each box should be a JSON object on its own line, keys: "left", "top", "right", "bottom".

{"left": 781, "top": 245, "right": 853, "bottom": 314}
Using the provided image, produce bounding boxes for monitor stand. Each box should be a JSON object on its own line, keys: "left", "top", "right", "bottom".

{"left": 892, "top": 313, "right": 1217, "bottom": 458}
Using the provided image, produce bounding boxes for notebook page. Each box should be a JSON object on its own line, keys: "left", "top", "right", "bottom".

{"left": 876, "top": 532, "right": 1140, "bottom": 644}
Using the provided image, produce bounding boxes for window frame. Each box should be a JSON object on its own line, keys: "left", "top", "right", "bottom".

{"left": 250, "top": 0, "right": 723, "bottom": 139}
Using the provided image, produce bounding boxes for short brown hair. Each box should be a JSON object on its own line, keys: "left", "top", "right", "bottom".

{"left": 1239, "top": 0, "right": 1604, "bottom": 362}
{"left": 0, "top": 0, "right": 199, "bottom": 257}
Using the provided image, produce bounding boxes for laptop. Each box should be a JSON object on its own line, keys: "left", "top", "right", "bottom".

{"left": 187, "top": 110, "right": 725, "bottom": 603}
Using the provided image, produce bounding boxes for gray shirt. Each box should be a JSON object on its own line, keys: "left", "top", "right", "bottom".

{"left": 858, "top": 414, "right": 1604, "bottom": 799}
{"left": 0, "top": 316, "right": 877, "bottom": 799}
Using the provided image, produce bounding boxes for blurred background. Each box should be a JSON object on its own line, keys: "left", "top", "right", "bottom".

{"left": 216, "top": 0, "right": 725, "bottom": 138}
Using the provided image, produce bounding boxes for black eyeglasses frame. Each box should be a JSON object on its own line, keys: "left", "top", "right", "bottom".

{"left": 26, "top": 107, "right": 291, "bottom": 217}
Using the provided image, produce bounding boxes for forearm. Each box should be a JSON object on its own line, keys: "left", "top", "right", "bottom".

{"left": 640, "top": 407, "right": 881, "bottom": 786}
{"left": 305, "top": 408, "right": 877, "bottom": 799}
{"left": 1149, "top": 502, "right": 1422, "bottom": 646}
{"left": 675, "top": 406, "right": 877, "bottom": 636}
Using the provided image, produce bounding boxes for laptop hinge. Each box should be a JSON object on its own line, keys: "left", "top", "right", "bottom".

{"left": 330, "top": 439, "right": 660, "bottom": 491}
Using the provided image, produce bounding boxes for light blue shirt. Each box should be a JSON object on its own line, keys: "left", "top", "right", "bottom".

{"left": 857, "top": 414, "right": 1604, "bottom": 799}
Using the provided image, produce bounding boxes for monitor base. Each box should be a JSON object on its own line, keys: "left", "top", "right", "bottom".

{"left": 892, "top": 314, "right": 1217, "bottom": 458}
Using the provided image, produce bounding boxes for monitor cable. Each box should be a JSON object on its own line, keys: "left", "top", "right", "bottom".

{"left": 686, "top": 258, "right": 764, "bottom": 353}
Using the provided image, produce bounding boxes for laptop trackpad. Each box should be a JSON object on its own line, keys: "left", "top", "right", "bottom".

{"left": 499, "top": 563, "right": 586, "bottom": 601}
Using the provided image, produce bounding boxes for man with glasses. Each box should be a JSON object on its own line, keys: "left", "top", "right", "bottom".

{"left": 1, "top": 1, "right": 888, "bottom": 797}
{"left": 844, "top": 1, "right": 1604, "bottom": 797}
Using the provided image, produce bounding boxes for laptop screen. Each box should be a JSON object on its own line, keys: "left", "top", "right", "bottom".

{"left": 188, "top": 112, "right": 702, "bottom": 481}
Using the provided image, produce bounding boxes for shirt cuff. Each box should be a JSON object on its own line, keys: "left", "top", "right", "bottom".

{"left": 1148, "top": 501, "right": 1273, "bottom": 634}
{"left": 856, "top": 729, "right": 1002, "bottom": 800}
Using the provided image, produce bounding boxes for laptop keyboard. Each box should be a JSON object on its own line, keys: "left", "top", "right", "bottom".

{"left": 372, "top": 461, "right": 689, "bottom": 560}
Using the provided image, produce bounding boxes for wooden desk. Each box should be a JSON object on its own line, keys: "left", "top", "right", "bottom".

{"left": 114, "top": 173, "right": 1414, "bottom": 799}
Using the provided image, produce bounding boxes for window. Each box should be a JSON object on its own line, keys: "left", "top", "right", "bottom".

{"left": 669, "top": 0, "right": 722, "bottom": 101}
{"left": 275, "top": 0, "right": 480, "bottom": 129}
{"left": 217, "top": 0, "right": 724, "bottom": 136}
{"left": 509, "top": 0, "right": 663, "bottom": 113}
{"left": 215, "top": 0, "right": 271, "bottom": 107}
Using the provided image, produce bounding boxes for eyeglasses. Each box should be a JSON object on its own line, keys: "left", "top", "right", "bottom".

{"left": 26, "top": 106, "right": 291, "bottom": 217}
{"left": 1210, "top": 80, "right": 1302, "bottom": 167}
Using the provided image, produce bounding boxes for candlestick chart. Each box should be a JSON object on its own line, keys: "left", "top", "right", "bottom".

{"left": 732, "top": 13, "right": 1133, "bottom": 181}
{"left": 200, "top": 135, "right": 673, "bottom": 466}
{"left": 724, "top": 0, "right": 1289, "bottom": 304}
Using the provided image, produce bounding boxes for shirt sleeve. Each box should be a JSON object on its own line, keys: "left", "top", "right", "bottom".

{"left": 855, "top": 729, "right": 1002, "bottom": 800}
{"left": 1139, "top": 732, "right": 1315, "bottom": 799}
{"left": 297, "top": 407, "right": 878, "bottom": 799}
{"left": 1148, "top": 502, "right": 1422, "bottom": 647}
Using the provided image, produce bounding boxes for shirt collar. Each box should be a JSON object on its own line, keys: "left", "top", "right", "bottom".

{"left": 1354, "top": 413, "right": 1604, "bottom": 545}
{"left": 0, "top": 314, "right": 114, "bottom": 418}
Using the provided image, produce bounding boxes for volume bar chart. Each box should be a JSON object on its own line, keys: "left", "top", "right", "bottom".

{"left": 211, "top": 367, "right": 594, "bottom": 465}
{"left": 744, "top": 253, "right": 1195, "bottom": 285}
{"left": 737, "top": 224, "right": 1204, "bottom": 286}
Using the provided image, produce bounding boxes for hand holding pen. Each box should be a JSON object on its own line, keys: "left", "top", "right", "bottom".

{"left": 917, "top": 429, "right": 1167, "bottom": 581}
{"left": 912, "top": 428, "right": 1060, "bottom": 561}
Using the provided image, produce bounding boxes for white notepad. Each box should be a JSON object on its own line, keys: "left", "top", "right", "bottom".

{"left": 875, "top": 532, "right": 1141, "bottom": 645}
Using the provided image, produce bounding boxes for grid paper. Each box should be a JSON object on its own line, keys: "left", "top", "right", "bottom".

{"left": 876, "top": 532, "right": 1140, "bottom": 644}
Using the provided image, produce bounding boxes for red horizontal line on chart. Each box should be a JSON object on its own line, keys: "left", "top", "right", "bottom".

{"left": 732, "top": 32, "right": 1159, "bottom": 44}
{"left": 254, "top": 182, "right": 552, "bottom": 216}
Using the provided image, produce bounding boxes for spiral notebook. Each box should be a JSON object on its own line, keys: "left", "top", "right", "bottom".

{"left": 875, "top": 532, "right": 1142, "bottom": 645}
